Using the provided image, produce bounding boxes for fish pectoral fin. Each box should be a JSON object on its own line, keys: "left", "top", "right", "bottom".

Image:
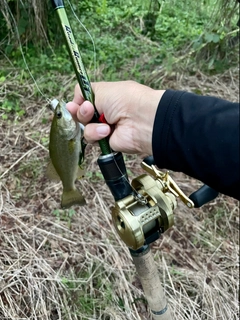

{"left": 46, "top": 160, "right": 61, "bottom": 182}
{"left": 77, "top": 166, "right": 85, "bottom": 179}
{"left": 61, "top": 189, "right": 86, "bottom": 208}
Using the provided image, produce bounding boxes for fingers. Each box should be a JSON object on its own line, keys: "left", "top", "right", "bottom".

{"left": 83, "top": 123, "right": 111, "bottom": 144}
{"left": 66, "top": 100, "right": 94, "bottom": 125}
{"left": 72, "top": 82, "right": 99, "bottom": 108}
{"left": 72, "top": 84, "right": 84, "bottom": 105}
{"left": 66, "top": 92, "right": 111, "bottom": 144}
{"left": 66, "top": 101, "right": 80, "bottom": 122}
{"left": 67, "top": 82, "right": 103, "bottom": 124}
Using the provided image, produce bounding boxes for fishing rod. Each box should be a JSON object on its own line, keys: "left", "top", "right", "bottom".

{"left": 49, "top": 2, "right": 173, "bottom": 318}
{"left": 50, "top": 0, "right": 110, "bottom": 155}
{"left": 51, "top": 0, "right": 136, "bottom": 202}
{"left": 50, "top": 2, "right": 219, "bottom": 319}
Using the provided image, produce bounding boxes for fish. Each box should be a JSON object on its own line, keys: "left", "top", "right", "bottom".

{"left": 47, "top": 100, "right": 86, "bottom": 208}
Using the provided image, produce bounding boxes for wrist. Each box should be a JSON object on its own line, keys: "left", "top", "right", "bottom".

{"left": 133, "top": 87, "right": 165, "bottom": 156}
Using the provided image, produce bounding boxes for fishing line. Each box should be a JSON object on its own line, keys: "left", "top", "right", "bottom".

{"left": 5, "top": 1, "right": 51, "bottom": 104}
{"left": 4, "top": 1, "right": 97, "bottom": 105}
{"left": 111, "top": 150, "right": 145, "bottom": 201}
{"left": 66, "top": 0, "right": 97, "bottom": 82}
{"left": 63, "top": 3, "right": 142, "bottom": 197}
{"left": 64, "top": 3, "right": 137, "bottom": 194}
{"left": 6, "top": 0, "right": 142, "bottom": 198}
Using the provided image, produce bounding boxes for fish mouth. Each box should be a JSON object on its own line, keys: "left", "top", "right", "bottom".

{"left": 49, "top": 98, "right": 59, "bottom": 112}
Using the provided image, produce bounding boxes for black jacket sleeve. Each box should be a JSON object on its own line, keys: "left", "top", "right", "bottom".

{"left": 152, "top": 90, "right": 240, "bottom": 200}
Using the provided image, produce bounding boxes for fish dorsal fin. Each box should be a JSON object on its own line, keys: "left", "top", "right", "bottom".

{"left": 46, "top": 160, "right": 61, "bottom": 182}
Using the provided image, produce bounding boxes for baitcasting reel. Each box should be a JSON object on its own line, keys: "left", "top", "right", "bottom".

{"left": 111, "top": 160, "right": 194, "bottom": 250}
{"left": 98, "top": 153, "right": 219, "bottom": 251}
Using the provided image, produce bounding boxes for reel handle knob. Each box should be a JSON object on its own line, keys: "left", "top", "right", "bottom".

{"left": 189, "top": 185, "right": 219, "bottom": 208}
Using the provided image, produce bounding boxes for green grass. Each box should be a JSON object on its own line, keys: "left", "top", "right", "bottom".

{"left": 0, "top": 0, "right": 238, "bottom": 105}
{"left": 61, "top": 265, "right": 115, "bottom": 318}
{"left": 0, "top": 1, "right": 239, "bottom": 319}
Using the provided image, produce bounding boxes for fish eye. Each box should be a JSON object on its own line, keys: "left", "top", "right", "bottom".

{"left": 56, "top": 111, "right": 62, "bottom": 119}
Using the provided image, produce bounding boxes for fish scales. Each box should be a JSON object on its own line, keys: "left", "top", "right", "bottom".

{"left": 48, "top": 100, "right": 85, "bottom": 208}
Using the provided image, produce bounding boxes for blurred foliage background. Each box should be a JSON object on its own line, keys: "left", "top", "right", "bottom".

{"left": 0, "top": 0, "right": 239, "bottom": 102}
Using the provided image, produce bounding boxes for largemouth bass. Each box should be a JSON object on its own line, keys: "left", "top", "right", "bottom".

{"left": 47, "top": 100, "right": 86, "bottom": 208}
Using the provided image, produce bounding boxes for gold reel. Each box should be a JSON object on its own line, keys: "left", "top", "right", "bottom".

{"left": 111, "top": 161, "right": 194, "bottom": 250}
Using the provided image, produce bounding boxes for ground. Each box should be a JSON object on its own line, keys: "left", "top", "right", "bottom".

{"left": 0, "top": 68, "right": 239, "bottom": 319}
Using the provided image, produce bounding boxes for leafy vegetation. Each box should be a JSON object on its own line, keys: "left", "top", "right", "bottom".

{"left": 0, "top": 1, "right": 239, "bottom": 319}
{"left": 0, "top": 0, "right": 239, "bottom": 93}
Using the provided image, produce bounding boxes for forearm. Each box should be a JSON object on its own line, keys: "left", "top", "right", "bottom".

{"left": 152, "top": 90, "right": 240, "bottom": 200}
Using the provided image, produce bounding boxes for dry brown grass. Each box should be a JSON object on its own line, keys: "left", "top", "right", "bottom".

{"left": 0, "top": 67, "right": 239, "bottom": 319}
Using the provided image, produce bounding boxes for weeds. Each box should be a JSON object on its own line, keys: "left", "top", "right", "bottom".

{"left": 0, "top": 0, "right": 239, "bottom": 319}
{"left": 0, "top": 69, "right": 238, "bottom": 319}
{"left": 53, "top": 208, "right": 77, "bottom": 228}
{"left": 0, "top": 0, "right": 239, "bottom": 103}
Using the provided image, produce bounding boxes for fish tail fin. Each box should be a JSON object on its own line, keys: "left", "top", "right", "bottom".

{"left": 61, "top": 189, "right": 86, "bottom": 208}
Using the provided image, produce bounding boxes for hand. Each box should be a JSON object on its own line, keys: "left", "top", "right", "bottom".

{"left": 67, "top": 81, "right": 165, "bottom": 156}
